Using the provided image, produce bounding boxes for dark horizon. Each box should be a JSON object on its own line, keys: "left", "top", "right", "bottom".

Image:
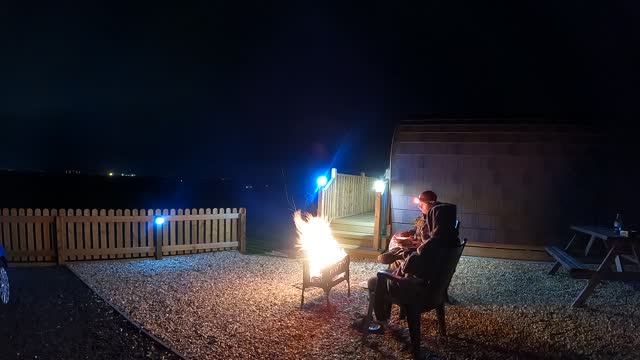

{"left": 2, "top": 1, "right": 639, "bottom": 180}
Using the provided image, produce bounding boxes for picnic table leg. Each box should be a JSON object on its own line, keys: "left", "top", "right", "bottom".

{"left": 614, "top": 256, "right": 623, "bottom": 272}
{"left": 584, "top": 235, "right": 596, "bottom": 257}
{"left": 548, "top": 262, "right": 562, "bottom": 275}
{"left": 549, "top": 234, "right": 576, "bottom": 275}
{"left": 631, "top": 243, "right": 640, "bottom": 265}
{"left": 598, "top": 238, "right": 622, "bottom": 271}
{"left": 572, "top": 245, "right": 618, "bottom": 307}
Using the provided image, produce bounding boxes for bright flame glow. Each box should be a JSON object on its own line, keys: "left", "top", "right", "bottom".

{"left": 413, "top": 197, "right": 420, "bottom": 204}
{"left": 374, "top": 180, "right": 385, "bottom": 193}
{"left": 316, "top": 175, "right": 328, "bottom": 187}
{"left": 293, "top": 210, "right": 346, "bottom": 277}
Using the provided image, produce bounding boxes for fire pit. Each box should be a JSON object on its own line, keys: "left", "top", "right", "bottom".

{"left": 301, "top": 254, "right": 351, "bottom": 308}
{"left": 293, "top": 210, "right": 352, "bottom": 308}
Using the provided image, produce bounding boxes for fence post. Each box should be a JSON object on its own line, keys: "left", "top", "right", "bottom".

{"left": 373, "top": 191, "right": 382, "bottom": 251}
{"left": 55, "top": 216, "right": 65, "bottom": 265}
{"left": 317, "top": 189, "right": 324, "bottom": 219}
{"left": 154, "top": 219, "right": 163, "bottom": 260}
{"left": 239, "top": 208, "right": 247, "bottom": 254}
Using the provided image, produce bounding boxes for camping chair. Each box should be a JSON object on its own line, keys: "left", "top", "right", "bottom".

{"left": 444, "top": 219, "right": 461, "bottom": 304}
{"left": 385, "top": 219, "right": 461, "bottom": 304}
{"left": 363, "top": 239, "right": 467, "bottom": 354}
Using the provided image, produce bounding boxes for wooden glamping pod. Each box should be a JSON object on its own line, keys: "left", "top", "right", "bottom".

{"left": 388, "top": 119, "right": 628, "bottom": 260}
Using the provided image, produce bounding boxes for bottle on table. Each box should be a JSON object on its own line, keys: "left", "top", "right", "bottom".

{"left": 613, "top": 213, "right": 623, "bottom": 234}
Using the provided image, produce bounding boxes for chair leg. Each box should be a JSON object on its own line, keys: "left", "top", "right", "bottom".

{"left": 445, "top": 290, "right": 459, "bottom": 305}
{"left": 436, "top": 303, "right": 446, "bottom": 336}
{"left": 325, "top": 288, "right": 331, "bottom": 308}
{"left": 406, "top": 305, "right": 421, "bottom": 353}
{"left": 399, "top": 305, "right": 406, "bottom": 320}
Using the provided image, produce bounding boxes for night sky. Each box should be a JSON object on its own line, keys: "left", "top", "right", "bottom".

{"left": 1, "top": 1, "right": 638, "bottom": 180}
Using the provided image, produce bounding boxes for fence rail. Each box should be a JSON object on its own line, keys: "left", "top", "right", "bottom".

{"left": 0, "top": 208, "right": 246, "bottom": 263}
{"left": 318, "top": 172, "right": 377, "bottom": 223}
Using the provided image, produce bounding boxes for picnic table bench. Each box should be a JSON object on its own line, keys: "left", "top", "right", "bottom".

{"left": 546, "top": 225, "right": 640, "bottom": 307}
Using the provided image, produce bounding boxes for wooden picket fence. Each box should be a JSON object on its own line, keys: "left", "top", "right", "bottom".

{"left": 0, "top": 208, "right": 246, "bottom": 264}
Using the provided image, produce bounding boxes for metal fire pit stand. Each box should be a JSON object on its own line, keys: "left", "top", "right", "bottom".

{"left": 301, "top": 254, "right": 351, "bottom": 308}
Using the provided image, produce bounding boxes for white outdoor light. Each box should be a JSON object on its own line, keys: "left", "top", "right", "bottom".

{"left": 317, "top": 175, "right": 328, "bottom": 187}
{"left": 155, "top": 217, "right": 165, "bottom": 225}
{"left": 374, "top": 180, "right": 385, "bottom": 193}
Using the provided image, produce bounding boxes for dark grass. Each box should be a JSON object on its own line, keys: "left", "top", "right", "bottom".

{"left": 0, "top": 266, "right": 181, "bottom": 360}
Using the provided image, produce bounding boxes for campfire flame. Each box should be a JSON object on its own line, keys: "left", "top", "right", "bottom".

{"left": 293, "top": 210, "right": 347, "bottom": 278}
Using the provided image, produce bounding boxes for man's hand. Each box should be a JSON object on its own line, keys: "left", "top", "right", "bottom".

{"left": 395, "top": 237, "right": 414, "bottom": 247}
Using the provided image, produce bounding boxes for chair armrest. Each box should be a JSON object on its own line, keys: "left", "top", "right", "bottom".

{"left": 377, "top": 270, "right": 403, "bottom": 282}
{"left": 377, "top": 271, "right": 427, "bottom": 288}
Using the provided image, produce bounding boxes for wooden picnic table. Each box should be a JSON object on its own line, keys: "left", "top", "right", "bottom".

{"left": 545, "top": 225, "right": 640, "bottom": 307}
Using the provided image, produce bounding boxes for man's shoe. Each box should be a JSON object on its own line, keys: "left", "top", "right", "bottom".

{"left": 351, "top": 317, "right": 385, "bottom": 334}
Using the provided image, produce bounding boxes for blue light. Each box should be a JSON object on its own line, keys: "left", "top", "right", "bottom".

{"left": 155, "top": 217, "right": 165, "bottom": 225}
{"left": 316, "top": 175, "right": 328, "bottom": 187}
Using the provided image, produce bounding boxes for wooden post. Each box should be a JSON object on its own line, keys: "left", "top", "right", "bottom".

{"left": 239, "top": 208, "right": 247, "bottom": 254}
{"left": 385, "top": 181, "right": 392, "bottom": 237}
{"left": 155, "top": 220, "right": 163, "bottom": 260}
{"left": 317, "top": 189, "right": 324, "bottom": 219}
{"left": 373, "top": 191, "right": 382, "bottom": 250}
{"left": 55, "top": 215, "right": 65, "bottom": 265}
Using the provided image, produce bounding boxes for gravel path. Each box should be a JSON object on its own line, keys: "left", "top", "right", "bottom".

{"left": 68, "top": 252, "right": 640, "bottom": 359}
{"left": 0, "top": 267, "right": 181, "bottom": 360}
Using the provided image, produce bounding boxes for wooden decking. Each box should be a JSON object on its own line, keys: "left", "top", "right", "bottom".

{"left": 330, "top": 212, "right": 381, "bottom": 259}
{"left": 463, "top": 242, "right": 553, "bottom": 262}
{"left": 330, "top": 212, "right": 554, "bottom": 261}
{"left": 332, "top": 212, "right": 375, "bottom": 227}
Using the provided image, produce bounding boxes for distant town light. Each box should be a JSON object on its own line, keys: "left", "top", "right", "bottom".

{"left": 108, "top": 172, "right": 114, "bottom": 177}
{"left": 317, "top": 175, "right": 328, "bottom": 187}
{"left": 374, "top": 180, "right": 385, "bottom": 193}
{"left": 154, "top": 217, "right": 165, "bottom": 225}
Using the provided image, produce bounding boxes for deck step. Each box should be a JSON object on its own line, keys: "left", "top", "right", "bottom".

{"left": 331, "top": 217, "right": 375, "bottom": 227}
{"left": 545, "top": 246, "right": 587, "bottom": 271}
{"left": 335, "top": 237, "right": 376, "bottom": 248}
{"left": 332, "top": 230, "right": 374, "bottom": 241}
{"left": 330, "top": 222, "right": 374, "bottom": 234}
{"left": 339, "top": 245, "right": 381, "bottom": 260}
{"left": 335, "top": 238, "right": 364, "bottom": 247}
{"left": 333, "top": 229, "right": 375, "bottom": 248}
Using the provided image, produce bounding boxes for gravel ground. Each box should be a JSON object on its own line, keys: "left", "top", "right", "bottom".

{"left": 68, "top": 252, "right": 640, "bottom": 360}
{"left": 0, "top": 267, "right": 181, "bottom": 360}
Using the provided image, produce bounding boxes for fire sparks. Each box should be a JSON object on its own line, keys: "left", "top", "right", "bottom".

{"left": 293, "top": 210, "right": 346, "bottom": 278}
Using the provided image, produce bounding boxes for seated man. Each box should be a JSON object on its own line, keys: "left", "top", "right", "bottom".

{"left": 368, "top": 196, "right": 459, "bottom": 324}
{"left": 377, "top": 190, "right": 442, "bottom": 269}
